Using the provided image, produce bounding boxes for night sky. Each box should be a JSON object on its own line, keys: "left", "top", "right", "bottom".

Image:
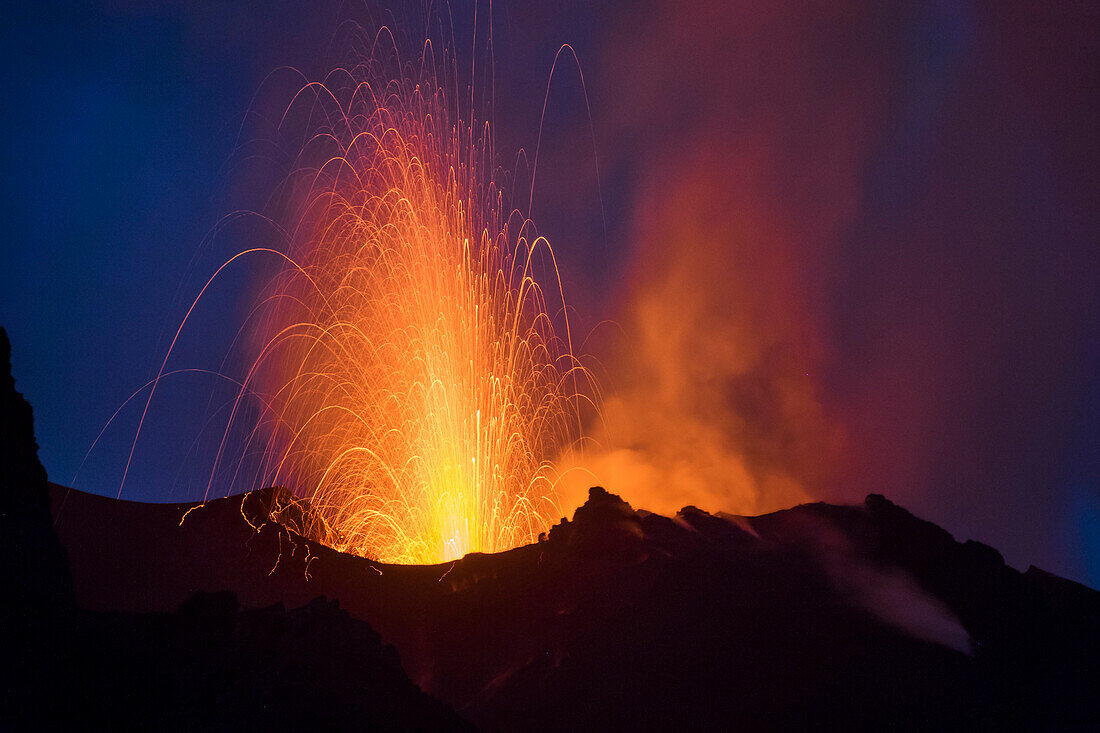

{"left": 2, "top": 1, "right": 1097, "bottom": 586}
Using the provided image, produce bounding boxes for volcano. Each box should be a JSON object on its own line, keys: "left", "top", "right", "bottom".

{"left": 3, "top": 327, "right": 1099, "bottom": 730}
{"left": 43, "top": 483, "right": 1100, "bottom": 731}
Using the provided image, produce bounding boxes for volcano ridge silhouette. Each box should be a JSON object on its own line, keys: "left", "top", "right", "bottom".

{"left": 3, "top": 322, "right": 1099, "bottom": 730}
{"left": 47, "top": 478, "right": 1100, "bottom": 730}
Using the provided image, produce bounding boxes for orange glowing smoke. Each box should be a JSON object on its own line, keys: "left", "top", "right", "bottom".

{"left": 205, "top": 56, "right": 588, "bottom": 564}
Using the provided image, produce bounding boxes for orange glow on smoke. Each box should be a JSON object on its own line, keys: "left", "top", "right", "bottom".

{"left": 212, "top": 57, "right": 588, "bottom": 564}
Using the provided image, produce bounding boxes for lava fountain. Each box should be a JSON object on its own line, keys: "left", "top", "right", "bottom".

{"left": 244, "top": 61, "right": 590, "bottom": 563}
{"left": 119, "top": 41, "right": 593, "bottom": 565}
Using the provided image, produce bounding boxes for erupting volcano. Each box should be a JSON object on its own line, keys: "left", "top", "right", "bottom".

{"left": 126, "top": 47, "right": 589, "bottom": 564}
{"left": 4, "top": 1, "right": 1099, "bottom": 730}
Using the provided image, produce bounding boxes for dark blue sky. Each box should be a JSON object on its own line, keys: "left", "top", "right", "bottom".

{"left": 2, "top": 1, "right": 1097, "bottom": 586}
{"left": 2, "top": 1, "right": 338, "bottom": 498}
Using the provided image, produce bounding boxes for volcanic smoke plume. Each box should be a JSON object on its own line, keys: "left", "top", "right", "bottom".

{"left": 548, "top": 0, "right": 1100, "bottom": 583}
{"left": 560, "top": 2, "right": 877, "bottom": 516}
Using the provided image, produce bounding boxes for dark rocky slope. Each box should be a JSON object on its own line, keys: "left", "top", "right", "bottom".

{"left": 48, "top": 484, "right": 1100, "bottom": 730}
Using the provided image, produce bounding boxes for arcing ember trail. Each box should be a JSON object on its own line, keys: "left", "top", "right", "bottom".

{"left": 125, "top": 42, "right": 591, "bottom": 564}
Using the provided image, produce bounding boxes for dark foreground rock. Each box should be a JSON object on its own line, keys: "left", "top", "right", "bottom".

{"left": 0, "top": 327, "right": 75, "bottom": 724}
{"left": 78, "top": 591, "right": 471, "bottom": 731}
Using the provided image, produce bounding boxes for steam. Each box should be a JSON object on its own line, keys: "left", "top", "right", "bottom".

{"left": 828, "top": 557, "right": 973, "bottom": 655}
{"left": 791, "top": 514, "right": 973, "bottom": 654}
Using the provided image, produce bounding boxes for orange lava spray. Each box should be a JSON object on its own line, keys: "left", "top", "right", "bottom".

{"left": 200, "top": 50, "right": 590, "bottom": 564}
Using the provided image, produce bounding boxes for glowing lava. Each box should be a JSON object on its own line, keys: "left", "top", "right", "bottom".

{"left": 200, "top": 52, "right": 589, "bottom": 564}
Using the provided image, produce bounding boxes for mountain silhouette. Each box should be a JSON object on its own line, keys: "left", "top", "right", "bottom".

{"left": 4, "top": 324, "right": 1099, "bottom": 730}
{"left": 48, "top": 481, "right": 1100, "bottom": 729}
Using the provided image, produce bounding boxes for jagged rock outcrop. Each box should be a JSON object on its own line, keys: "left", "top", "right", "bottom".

{"left": 0, "top": 328, "right": 74, "bottom": 612}
{"left": 0, "top": 327, "right": 75, "bottom": 723}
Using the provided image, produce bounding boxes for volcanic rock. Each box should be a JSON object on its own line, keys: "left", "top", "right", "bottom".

{"left": 0, "top": 327, "right": 75, "bottom": 723}
{"left": 47, "top": 477, "right": 1100, "bottom": 730}
{"left": 80, "top": 591, "right": 472, "bottom": 731}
